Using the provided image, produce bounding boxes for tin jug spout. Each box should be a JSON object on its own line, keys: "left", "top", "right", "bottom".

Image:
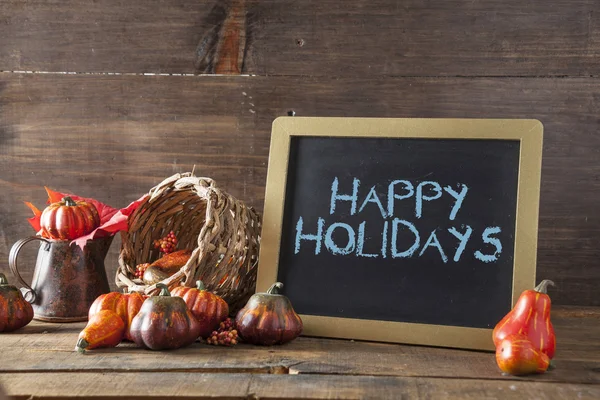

{"left": 8, "top": 235, "right": 112, "bottom": 322}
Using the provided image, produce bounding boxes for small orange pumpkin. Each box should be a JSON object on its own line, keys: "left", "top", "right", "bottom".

{"left": 88, "top": 291, "right": 145, "bottom": 341}
{"left": 40, "top": 196, "right": 100, "bottom": 240}
{"left": 171, "top": 281, "right": 228, "bottom": 338}
{"left": 0, "top": 272, "right": 34, "bottom": 332}
{"left": 235, "top": 282, "right": 303, "bottom": 345}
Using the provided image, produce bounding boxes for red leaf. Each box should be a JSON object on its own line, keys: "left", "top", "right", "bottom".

{"left": 72, "top": 195, "right": 148, "bottom": 249}
{"left": 44, "top": 186, "right": 64, "bottom": 204}
{"left": 24, "top": 202, "right": 42, "bottom": 232}
{"left": 24, "top": 201, "right": 42, "bottom": 216}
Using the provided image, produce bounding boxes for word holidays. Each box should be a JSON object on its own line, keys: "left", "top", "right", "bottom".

{"left": 293, "top": 177, "right": 503, "bottom": 263}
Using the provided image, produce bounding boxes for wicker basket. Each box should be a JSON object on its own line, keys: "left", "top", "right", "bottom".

{"left": 116, "top": 172, "right": 261, "bottom": 310}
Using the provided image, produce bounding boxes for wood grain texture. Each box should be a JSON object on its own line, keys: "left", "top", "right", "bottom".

{"left": 0, "top": 73, "right": 599, "bottom": 306}
{"left": 0, "top": 307, "right": 598, "bottom": 385}
{"left": 195, "top": 0, "right": 250, "bottom": 74}
{"left": 1, "top": 309, "right": 599, "bottom": 398}
{"left": 1, "top": 372, "right": 599, "bottom": 399}
{"left": 0, "top": 0, "right": 599, "bottom": 76}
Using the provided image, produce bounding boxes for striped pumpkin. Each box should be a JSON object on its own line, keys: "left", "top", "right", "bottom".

{"left": 171, "top": 281, "right": 229, "bottom": 339}
{"left": 0, "top": 273, "right": 34, "bottom": 332}
{"left": 40, "top": 196, "right": 100, "bottom": 240}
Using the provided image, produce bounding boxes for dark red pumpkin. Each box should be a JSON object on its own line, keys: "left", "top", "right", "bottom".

{"left": 235, "top": 282, "right": 303, "bottom": 345}
{"left": 130, "top": 283, "right": 202, "bottom": 350}
{"left": 171, "top": 280, "right": 229, "bottom": 338}
{"left": 0, "top": 273, "right": 34, "bottom": 332}
{"left": 40, "top": 196, "right": 100, "bottom": 240}
{"left": 88, "top": 291, "right": 145, "bottom": 341}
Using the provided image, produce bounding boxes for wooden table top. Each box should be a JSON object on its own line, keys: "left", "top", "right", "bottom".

{"left": 0, "top": 306, "right": 598, "bottom": 399}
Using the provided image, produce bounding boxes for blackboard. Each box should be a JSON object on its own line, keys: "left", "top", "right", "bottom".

{"left": 257, "top": 118, "right": 542, "bottom": 350}
{"left": 278, "top": 137, "right": 520, "bottom": 329}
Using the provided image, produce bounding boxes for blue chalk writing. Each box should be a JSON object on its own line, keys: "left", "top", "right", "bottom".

{"left": 447, "top": 225, "right": 473, "bottom": 262}
{"left": 295, "top": 217, "right": 324, "bottom": 255}
{"left": 391, "top": 218, "right": 420, "bottom": 258}
{"left": 359, "top": 185, "right": 387, "bottom": 218}
{"left": 419, "top": 229, "right": 448, "bottom": 263}
{"left": 444, "top": 184, "right": 469, "bottom": 221}
{"left": 325, "top": 222, "right": 356, "bottom": 255}
{"left": 356, "top": 222, "right": 378, "bottom": 258}
{"left": 475, "top": 226, "right": 503, "bottom": 263}
{"left": 381, "top": 220, "right": 388, "bottom": 258}
{"left": 330, "top": 177, "right": 360, "bottom": 215}
{"left": 387, "top": 180, "right": 414, "bottom": 217}
{"left": 415, "top": 181, "right": 442, "bottom": 219}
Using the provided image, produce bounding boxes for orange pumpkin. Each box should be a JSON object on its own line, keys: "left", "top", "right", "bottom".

{"left": 0, "top": 273, "right": 34, "bottom": 332}
{"left": 40, "top": 196, "right": 100, "bottom": 240}
{"left": 88, "top": 291, "right": 145, "bottom": 341}
{"left": 171, "top": 281, "right": 229, "bottom": 338}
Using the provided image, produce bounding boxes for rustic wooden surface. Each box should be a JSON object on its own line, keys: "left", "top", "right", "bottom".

{"left": 0, "top": 74, "right": 599, "bottom": 306}
{"left": 0, "top": 0, "right": 599, "bottom": 76}
{"left": 2, "top": 373, "right": 599, "bottom": 399}
{"left": 0, "top": 306, "right": 598, "bottom": 399}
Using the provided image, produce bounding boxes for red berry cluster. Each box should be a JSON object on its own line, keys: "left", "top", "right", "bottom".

{"left": 153, "top": 231, "right": 178, "bottom": 254}
{"left": 206, "top": 318, "right": 238, "bottom": 346}
{"left": 134, "top": 263, "right": 150, "bottom": 278}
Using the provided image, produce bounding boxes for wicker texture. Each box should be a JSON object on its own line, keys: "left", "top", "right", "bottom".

{"left": 116, "top": 172, "right": 261, "bottom": 309}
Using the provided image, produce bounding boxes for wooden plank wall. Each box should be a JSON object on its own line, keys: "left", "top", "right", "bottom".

{"left": 0, "top": 0, "right": 598, "bottom": 306}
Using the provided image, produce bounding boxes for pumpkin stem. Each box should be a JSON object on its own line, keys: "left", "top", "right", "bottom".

{"left": 196, "top": 280, "right": 206, "bottom": 291}
{"left": 266, "top": 282, "right": 284, "bottom": 295}
{"left": 0, "top": 273, "right": 7, "bottom": 285}
{"left": 534, "top": 280, "right": 555, "bottom": 294}
{"left": 75, "top": 338, "right": 89, "bottom": 354}
{"left": 62, "top": 196, "right": 77, "bottom": 207}
{"left": 156, "top": 283, "right": 171, "bottom": 297}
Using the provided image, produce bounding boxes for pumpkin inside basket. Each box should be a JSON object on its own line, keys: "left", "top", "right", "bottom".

{"left": 116, "top": 172, "right": 261, "bottom": 311}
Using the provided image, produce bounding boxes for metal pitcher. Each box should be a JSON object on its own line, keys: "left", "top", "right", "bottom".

{"left": 8, "top": 235, "right": 112, "bottom": 322}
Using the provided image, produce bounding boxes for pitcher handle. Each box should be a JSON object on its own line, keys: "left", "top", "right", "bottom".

{"left": 8, "top": 236, "right": 51, "bottom": 303}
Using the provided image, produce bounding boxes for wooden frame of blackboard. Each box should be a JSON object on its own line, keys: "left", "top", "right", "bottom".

{"left": 257, "top": 117, "right": 543, "bottom": 351}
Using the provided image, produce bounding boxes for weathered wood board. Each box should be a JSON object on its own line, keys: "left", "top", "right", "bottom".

{"left": 1, "top": 373, "right": 599, "bottom": 399}
{"left": 0, "top": 1, "right": 599, "bottom": 76}
{"left": 0, "top": 74, "right": 599, "bottom": 306}
{"left": 0, "top": 306, "right": 598, "bottom": 399}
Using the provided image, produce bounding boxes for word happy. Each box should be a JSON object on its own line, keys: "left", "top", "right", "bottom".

{"left": 293, "top": 178, "right": 503, "bottom": 263}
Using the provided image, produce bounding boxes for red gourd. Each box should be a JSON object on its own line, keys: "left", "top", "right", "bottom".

{"left": 130, "top": 283, "right": 202, "bottom": 350}
{"left": 171, "top": 280, "right": 229, "bottom": 339}
{"left": 40, "top": 196, "right": 100, "bottom": 240}
{"left": 0, "top": 273, "right": 34, "bottom": 332}
{"left": 496, "top": 334, "right": 550, "bottom": 375}
{"left": 88, "top": 292, "right": 145, "bottom": 341}
{"left": 493, "top": 280, "right": 556, "bottom": 359}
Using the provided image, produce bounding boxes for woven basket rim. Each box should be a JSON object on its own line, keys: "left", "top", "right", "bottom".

{"left": 115, "top": 172, "right": 261, "bottom": 309}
